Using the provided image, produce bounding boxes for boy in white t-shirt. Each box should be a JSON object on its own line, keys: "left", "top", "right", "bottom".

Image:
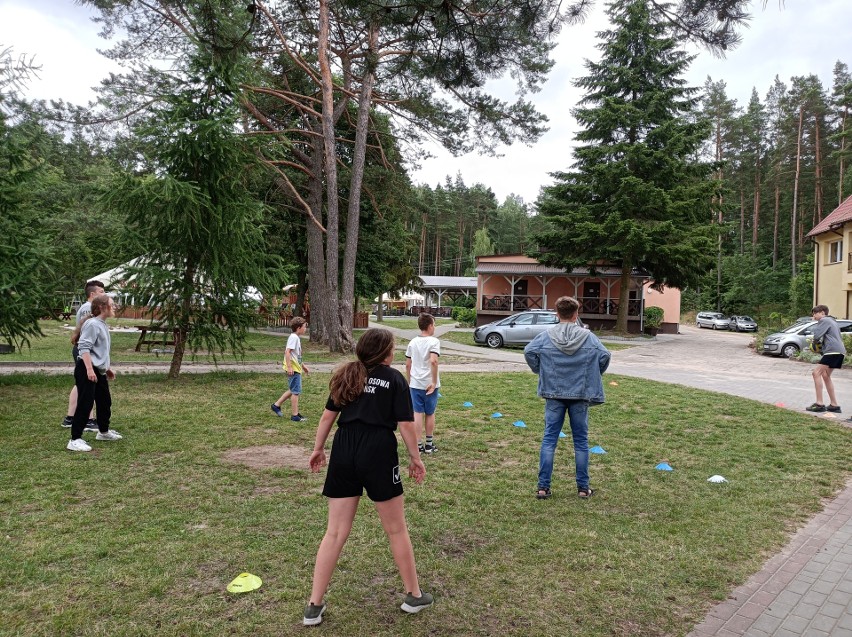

{"left": 405, "top": 313, "right": 440, "bottom": 453}
{"left": 271, "top": 317, "right": 310, "bottom": 422}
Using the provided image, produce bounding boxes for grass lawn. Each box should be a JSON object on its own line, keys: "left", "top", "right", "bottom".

{"left": 440, "top": 330, "right": 634, "bottom": 352}
{"left": 1, "top": 372, "right": 849, "bottom": 636}
{"left": 1, "top": 323, "right": 409, "bottom": 365}
{"left": 371, "top": 317, "right": 456, "bottom": 330}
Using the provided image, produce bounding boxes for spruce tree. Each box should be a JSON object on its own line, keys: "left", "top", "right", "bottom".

{"left": 534, "top": 0, "right": 716, "bottom": 332}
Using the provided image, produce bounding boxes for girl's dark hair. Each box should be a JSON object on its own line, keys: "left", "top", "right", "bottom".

{"left": 71, "top": 294, "right": 111, "bottom": 345}
{"left": 329, "top": 328, "right": 395, "bottom": 407}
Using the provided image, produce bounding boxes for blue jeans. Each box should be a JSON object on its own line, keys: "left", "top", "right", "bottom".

{"left": 538, "top": 399, "right": 589, "bottom": 491}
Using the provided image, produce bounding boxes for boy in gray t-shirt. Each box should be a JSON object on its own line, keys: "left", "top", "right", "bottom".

{"left": 806, "top": 305, "right": 846, "bottom": 413}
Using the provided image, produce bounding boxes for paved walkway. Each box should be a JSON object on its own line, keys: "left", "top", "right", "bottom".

{"left": 2, "top": 323, "right": 850, "bottom": 635}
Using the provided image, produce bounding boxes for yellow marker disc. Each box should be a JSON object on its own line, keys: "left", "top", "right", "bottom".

{"left": 227, "top": 572, "right": 262, "bottom": 593}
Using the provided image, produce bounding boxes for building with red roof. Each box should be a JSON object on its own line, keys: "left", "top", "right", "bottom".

{"left": 807, "top": 194, "right": 852, "bottom": 316}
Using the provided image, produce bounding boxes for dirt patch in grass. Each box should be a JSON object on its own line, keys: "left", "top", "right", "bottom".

{"left": 221, "top": 444, "right": 312, "bottom": 470}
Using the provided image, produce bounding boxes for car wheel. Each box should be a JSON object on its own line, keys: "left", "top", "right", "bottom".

{"left": 781, "top": 343, "right": 800, "bottom": 358}
{"left": 712, "top": 324, "right": 717, "bottom": 330}
{"left": 485, "top": 333, "right": 503, "bottom": 349}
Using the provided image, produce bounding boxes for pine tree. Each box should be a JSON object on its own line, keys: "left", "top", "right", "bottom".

{"left": 101, "top": 12, "right": 279, "bottom": 379}
{"left": 534, "top": 0, "right": 716, "bottom": 332}
{"left": 0, "top": 49, "right": 56, "bottom": 348}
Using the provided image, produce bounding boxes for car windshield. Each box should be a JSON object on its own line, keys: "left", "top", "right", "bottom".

{"left": 782, "top": 321, "right": 813, "bottom": 333}
{"left": 741, "top": 316, "right": 754, "bottom": 322}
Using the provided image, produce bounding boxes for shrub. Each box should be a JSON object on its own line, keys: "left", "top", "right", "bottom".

{"left": 643, "top": 306, "right": 664, "bottom": 328}
{"left": 452, "top": 307, "right": 476, "bottom": 327}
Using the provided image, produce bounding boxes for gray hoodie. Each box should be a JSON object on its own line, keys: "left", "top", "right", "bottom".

{"left": 547, "top": 321, "right": 590, "bottom": 355}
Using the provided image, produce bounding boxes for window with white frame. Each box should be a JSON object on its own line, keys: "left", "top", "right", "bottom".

{"left": 828, "top": 240, "right": 843, "bottom": 264}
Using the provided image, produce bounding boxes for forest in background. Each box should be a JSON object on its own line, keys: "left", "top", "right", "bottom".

{"left": 5, "top": 58, "right": 851, "bottom": 317}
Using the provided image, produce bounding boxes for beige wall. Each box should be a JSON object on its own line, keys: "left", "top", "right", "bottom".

{"left": 643, "top": 283, "right": 681, "bottom": 325}
{"left": 813, "top": 227, "right": 851, "bottom": 318}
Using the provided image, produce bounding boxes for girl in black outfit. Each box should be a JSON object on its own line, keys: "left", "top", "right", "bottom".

{"left": 304, "top": 328, "right": 431, "bottom": 626}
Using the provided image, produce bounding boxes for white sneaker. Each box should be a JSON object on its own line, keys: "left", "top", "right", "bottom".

{"left": 96, "top": 430, "right": 123, "bottom": 441}
{"left": 67, "top": 438, "right": 92, "bottom": 452}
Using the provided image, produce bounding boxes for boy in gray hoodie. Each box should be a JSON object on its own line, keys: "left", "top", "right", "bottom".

{"left": 524, "top": 296, "right": 610, "bottom": 499}
{"left": 806, "top": 305, "right": 846, "bottom": 413}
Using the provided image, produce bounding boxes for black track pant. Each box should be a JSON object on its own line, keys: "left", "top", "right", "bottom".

{"left": 71, "top": 359, "right": 111, "bottom": 440}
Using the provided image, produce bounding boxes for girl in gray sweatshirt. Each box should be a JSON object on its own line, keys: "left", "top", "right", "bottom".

{"left": 68, "top": 294, "right": 122, "bottom": 452}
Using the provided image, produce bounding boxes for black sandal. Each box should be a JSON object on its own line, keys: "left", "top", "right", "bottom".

{"left": 535, "top": 487, "right": 551, "bottom": 500}
{"left": 578, "top": 487, "right": 594, "bottom": 499}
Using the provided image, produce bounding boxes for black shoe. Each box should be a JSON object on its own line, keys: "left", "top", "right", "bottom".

{"left": 303, "top": 602, "right": 326, "bottom": 626}
{"left": 84, "top": 419, "right": 99, "bottom": 432}
{"left": 401, "top": 591, "right": 433, "bottom": 614}
{"left": 827, "top": 405, "right": 842, "bottom": 413}
{"left": 423, "top": 443, "right": 437, "bottom": 454}
{"left": 61, "top": 416, "right": 73, "bottom": 428}
{"left": 806, "top": 403, "right": 826, "bottom": 412}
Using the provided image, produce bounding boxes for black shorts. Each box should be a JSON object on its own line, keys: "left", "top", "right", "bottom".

{"left": 819, "top": 353, "right": 844, "bottom": 369}
{"left": 323, "top": 424, "right": 403, "bottom": 502}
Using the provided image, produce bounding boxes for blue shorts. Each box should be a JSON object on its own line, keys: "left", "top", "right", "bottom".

{"left": 288, "top": 372, "right": 302, "bottom": 395}
{"left": 410, "top": 388, "right": 438, "bottom": 415}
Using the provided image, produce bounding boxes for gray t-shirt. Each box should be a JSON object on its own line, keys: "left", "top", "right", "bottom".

{"left": 76, "top": 301, "right": 92, "bottom": 325}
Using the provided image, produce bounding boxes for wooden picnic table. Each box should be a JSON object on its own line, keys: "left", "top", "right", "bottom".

{"left": 134, "top": 325, "right": 183, "bottom": 352}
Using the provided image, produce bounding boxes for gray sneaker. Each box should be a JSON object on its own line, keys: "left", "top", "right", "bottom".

{"left": 303, "top": 602, "right": 326, "bottom": 626}
{"left": 401, "top": 591, "right": 433, "bottom": 614}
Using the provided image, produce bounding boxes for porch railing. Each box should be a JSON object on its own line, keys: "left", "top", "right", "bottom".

{"left": 481, "top": 295, "right": 544, "bottom": 311}
{"left": 481, "top": 295, "right": 640, "bottom": 316}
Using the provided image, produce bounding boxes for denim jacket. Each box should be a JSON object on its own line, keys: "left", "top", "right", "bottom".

{"left": 523, "top": 323, "right": 611, "bottom": 404}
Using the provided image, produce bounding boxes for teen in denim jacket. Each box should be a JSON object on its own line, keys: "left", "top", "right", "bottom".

{"left": 524, "top": 296, "right": 610, "bottom": 500}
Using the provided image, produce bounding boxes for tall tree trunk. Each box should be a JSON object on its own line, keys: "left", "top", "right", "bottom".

{"left": 772, "top": 182, "right": 780, "bottom": 269}
{"left": 168, "top": 259, "right": 196, "bottom": 379}
{"left": 814, "top": 118, "right": 823, "bottom": 221}
{"left": 339, "top": 21, "right": 378, "bottom": 353}
{"left": 433, "top": 225, "right": 441, "bottom": 275}
{"left": 739, "top": 187, "right": 745, "bottom": 255}
{"left": 455, "top": 217, "right": 465, "bottom": 276}
{"left": 306, "top": 136, "right": 328, "bottom": 345}
{"left": 318, "top": 0, "right": 343, "bottom": 352}
{"left": 791, "top": 105, "right": 804, "bottom": 278}
{"left": 295, "top": 272, "right": 308, "bottom": 317}
{"left": 714, "top": 116, "right": 723, "bottom": 309}
{"left": 752, "top": 155, "right": 761, "bottom": 256}
{"left": 418, "top": 213, "right": 427, "bottom": 275}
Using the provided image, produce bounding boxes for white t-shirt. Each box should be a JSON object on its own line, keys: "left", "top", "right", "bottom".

{"left": 286, "top": 333, "right": 303, "bottom": 373}
{"left": 405, "top": 335, "right": 440, "bottom": 390}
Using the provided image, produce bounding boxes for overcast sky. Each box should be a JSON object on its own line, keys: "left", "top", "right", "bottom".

{"left": 1, "top": 0, "right": 847, "bottom": 205}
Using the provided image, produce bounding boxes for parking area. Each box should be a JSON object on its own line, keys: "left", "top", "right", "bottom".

{"left": 608, "top": 325, "right": 852, "bottom": 416}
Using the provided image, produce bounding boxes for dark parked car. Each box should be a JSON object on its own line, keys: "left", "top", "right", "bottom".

{"left": 729, "top": 315, "right": 758, "bottom": 332}
{"left": 474, "top": 310, "right": 586, "bottom": 348}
